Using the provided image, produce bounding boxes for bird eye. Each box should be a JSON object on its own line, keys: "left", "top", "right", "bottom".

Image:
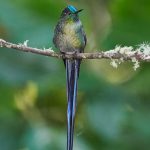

{"left": 64, "top": 12, "right": 71, "bottom": 16}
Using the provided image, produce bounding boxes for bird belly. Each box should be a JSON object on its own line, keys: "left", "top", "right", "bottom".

{"left": 62, "top": 22, "right": 82, "bottom": 52}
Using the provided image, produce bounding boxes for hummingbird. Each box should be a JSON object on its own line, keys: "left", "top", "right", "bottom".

{"left": 53, "top": 5, "right": 86, "bottom": 150}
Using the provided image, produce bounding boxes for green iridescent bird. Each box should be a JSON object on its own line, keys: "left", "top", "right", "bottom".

{"left": 53, "top": 5, "right": 86, "bottom": 150}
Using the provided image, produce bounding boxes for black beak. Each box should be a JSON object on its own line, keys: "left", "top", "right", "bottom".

{"left": 75, "top": 9, "right": 83, "bottom": 14}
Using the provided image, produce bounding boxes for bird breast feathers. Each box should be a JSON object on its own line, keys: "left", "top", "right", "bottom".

{"left": 63, "top": 21, "right": 82, "bottom": 47}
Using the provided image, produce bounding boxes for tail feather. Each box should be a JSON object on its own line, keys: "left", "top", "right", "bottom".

{"left": 66, "top": 59, "right": 80, "bottom": 150}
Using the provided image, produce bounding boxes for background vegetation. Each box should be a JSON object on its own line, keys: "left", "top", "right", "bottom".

{"left": 0, "top": 0, "right": 150, "bottom": 150}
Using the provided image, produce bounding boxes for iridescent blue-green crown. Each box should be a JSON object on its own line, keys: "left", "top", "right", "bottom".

{"left": 67, "top": 5, "right": 77, "bottom": 13}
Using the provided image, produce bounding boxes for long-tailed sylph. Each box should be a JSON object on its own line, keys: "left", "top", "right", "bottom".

{"left": 53, "top": 5, "right": 86, "bottom": 150}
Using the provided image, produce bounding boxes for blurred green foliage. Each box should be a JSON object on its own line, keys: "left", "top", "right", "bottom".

{"left": 0, "top": 0, "right": 150, "bottom": 150}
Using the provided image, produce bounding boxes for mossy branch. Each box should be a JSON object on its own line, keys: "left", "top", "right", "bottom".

{"left": 1, "top": 38, "right": 150, "bottom": 70}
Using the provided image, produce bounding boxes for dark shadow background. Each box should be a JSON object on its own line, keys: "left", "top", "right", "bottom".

{"left": 0, "top": 0, "right": 150, "bottom": 150}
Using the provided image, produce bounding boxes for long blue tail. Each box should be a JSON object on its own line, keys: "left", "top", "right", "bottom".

{"left": 65, "top": 59, "right": 80, "bottom": 150}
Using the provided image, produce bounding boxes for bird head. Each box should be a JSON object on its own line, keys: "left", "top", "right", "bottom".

{"left": 61, "top": 5, "right": 83, "bottom": 18}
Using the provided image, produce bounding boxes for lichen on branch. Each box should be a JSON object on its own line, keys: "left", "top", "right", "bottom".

{"left": 1, "top": 38, "right": 150, "bottom": 70}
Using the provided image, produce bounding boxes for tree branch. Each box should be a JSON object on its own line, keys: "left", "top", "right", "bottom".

{"left": 0, "top": 38, "right": 150, "bottom": 62}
